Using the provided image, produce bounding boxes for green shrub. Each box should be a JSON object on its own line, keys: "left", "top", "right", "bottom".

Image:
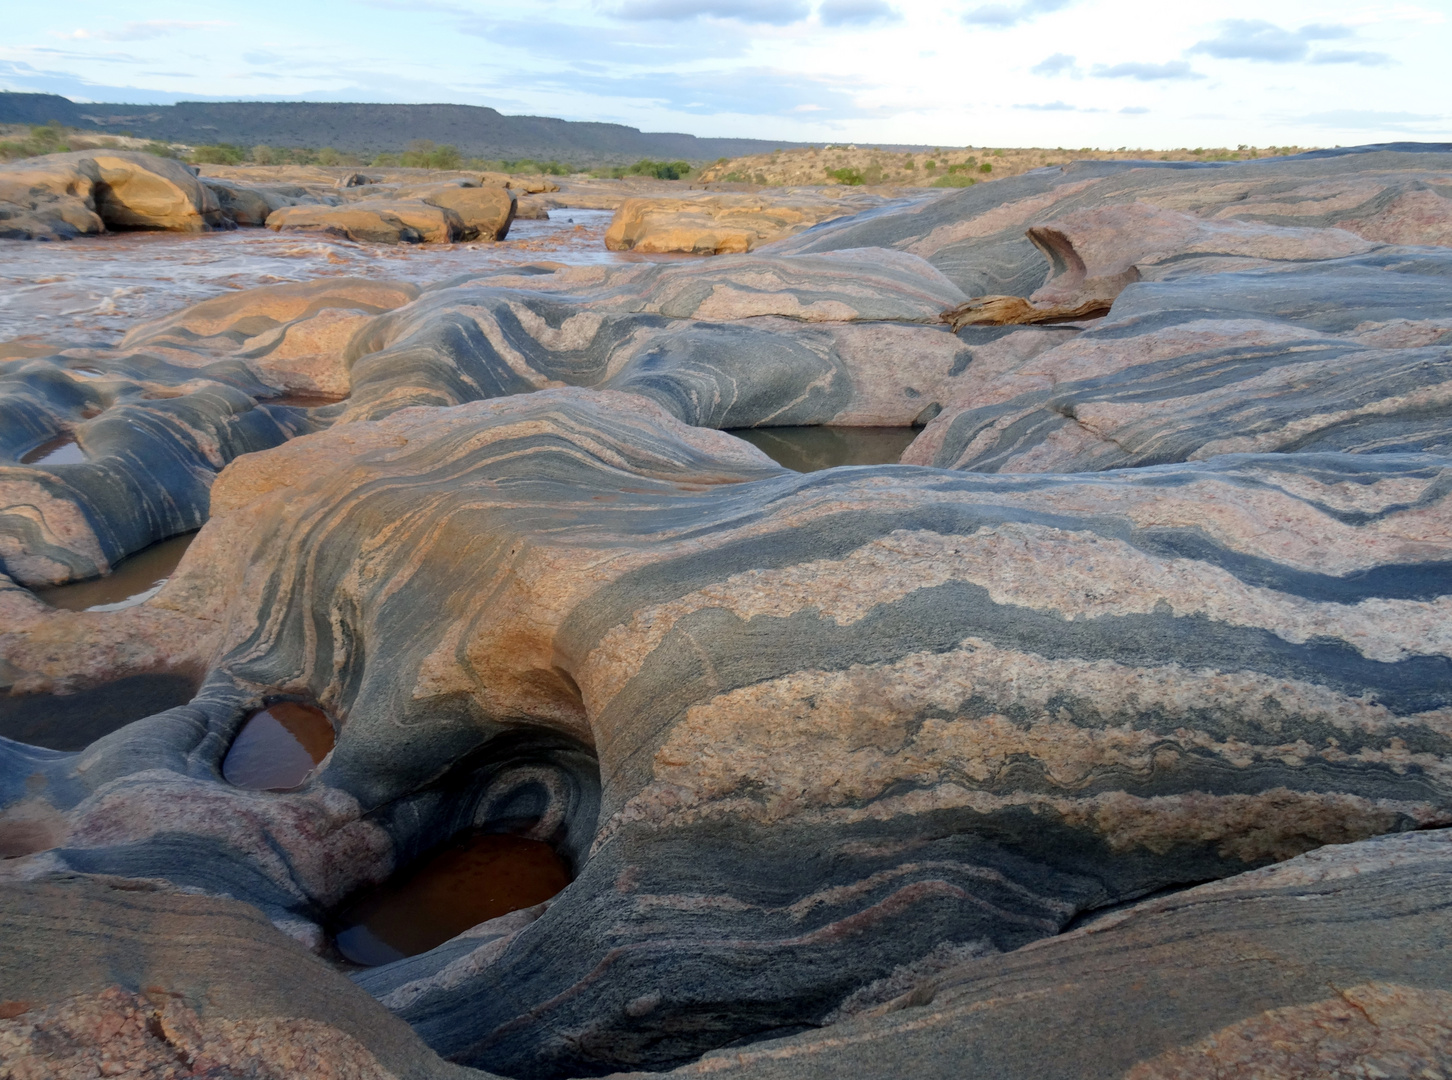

{"left": 143, "top": 142, "right": 177, "bottom": 159}
{"left": 978, "top": 162, "right": 992, "bottom": 173}
{"left": 933, "top": 174, "right": 977, "bottom": 188}
{"left": 189, "top": 144, "right": 247, "bottom": 165}
{"left": 399, "top": 140, "right": 462, "bottom": 170}
{"left": 826, "top": 166, "right": 864, "bottom": 185}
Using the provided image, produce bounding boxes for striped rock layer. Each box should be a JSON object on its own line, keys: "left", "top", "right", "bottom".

{"left": 2, "top": 390, "right": 1449, "bottom": 1076}
{"left": 2, "top": 144, "right": 1452, "bottom": 1079}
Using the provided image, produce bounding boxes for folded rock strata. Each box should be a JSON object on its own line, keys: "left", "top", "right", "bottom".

{"left": 2, "top": 143, "right": 1452, "bottom": 1080}
{"left": 666, "top": 827, "right": 1452, "bottom": 1080}
{"left": 768, "top": 145, "right": 1452, "bottom": 295}
{"left": 2, "top": 389, "right": 1449, "bottom": 1076}
{"left": 0, "top": 353, "right": 316, "bottom": 586}
{"left": 907, "top": 248, "right": 1452, "bottom": 470}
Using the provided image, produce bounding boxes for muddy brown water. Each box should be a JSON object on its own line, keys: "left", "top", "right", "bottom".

{"left": 333, "top": 832, "right": 572, "bottom": 966}
{"left": 0, "top": 209, "right": 632, "bottom": 349}
{"left": 728, "top": 426, "right": 922, "bottom": 472}
{"left": 221, "top": 702, "right": 336, "bottom": 791}
{"left": 33, "top": 532, "right": 197, "bottom": 612}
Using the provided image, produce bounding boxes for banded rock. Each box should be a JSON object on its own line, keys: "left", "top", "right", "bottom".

{"left": 0, "top": 351, "right": 318, "bottom": 586}
{"left": 119, "top": 277, "right": 421, "bottom": 396}
{"left": 2, "top": 389, "right": 1449, "bottom": 1076}
{"left": 768, "top": 145, "right": 1452, "bottom": 296}
{"left": 907, "top": 248, "right": 1452, "bottom": 471}
{"left": 0, "top": 876, "right": 487, "bottom": 1080}
{"left": 665, "top": 827, "right": 1452, "bottom": 1080}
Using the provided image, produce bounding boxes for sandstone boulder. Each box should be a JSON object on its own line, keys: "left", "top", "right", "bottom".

{"left": 605, "top": 190, "right": 896, "bottom": 254}
{"left": 0, "top": 150, "right": 229, "bottom": 239}
{"left": 266, "top": 201, "right": 465, "bottom": 244}
{"left": 420, "top": 185, "right": 515, "bottom": 241}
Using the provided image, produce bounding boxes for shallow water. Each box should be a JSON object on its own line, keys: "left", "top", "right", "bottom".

{"left": 19, "top": 434, "right": 86, "bottom": 466}
{"left": 0, "top": 208, "right": 624, "bottom": 348}
{"left": 221, "top": 701, "right": 336, "bottom": 791}
{"left": 729, "top": 426, "right": 922, "bottom": 472}
{"left": 334, "top": 832, "right": 572, "bottom": 966}
{"left": 0, "top": 672, "right": 199, "bottom": 750}
{"left": 33, "top": 532, "right": 197, "bottom": 612}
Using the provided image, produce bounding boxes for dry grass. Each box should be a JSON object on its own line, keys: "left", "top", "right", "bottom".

{"left": 697, "top": 144, "right": 1317, "bottom": 188}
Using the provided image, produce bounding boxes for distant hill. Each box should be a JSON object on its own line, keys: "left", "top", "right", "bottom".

{"left": 0, "top": 93, "right": 842, "bottom": 165}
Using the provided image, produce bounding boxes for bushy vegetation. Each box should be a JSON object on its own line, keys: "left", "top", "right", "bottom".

{"left": 593, "top": 158, "right": 694, "bottom": 180}
{"left": 826, "top": 166, "right": 864, "bottom": 185}
{"left": 0, "top": 121, "right": 72, "bottom": 160}
{"left": 482, "top": 158, "right": 574, "bottom": 175}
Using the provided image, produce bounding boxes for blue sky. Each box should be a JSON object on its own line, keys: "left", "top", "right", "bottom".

{"left": 2, "top": 0, "right": 1448, "bottom": 147}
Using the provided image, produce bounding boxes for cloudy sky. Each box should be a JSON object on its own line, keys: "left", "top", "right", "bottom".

{"left": 2, "top": 0, "right": 1448, "bottom": 148}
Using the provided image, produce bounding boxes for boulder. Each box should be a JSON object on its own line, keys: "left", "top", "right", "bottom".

{"left": 420, "top": 185, "right": 515, "bottom": 241}
{"left": 0, "top": 150, "right": 229, "bottom": 238}
{"left": 3, "top": 389, "right": 1448, "bottom": 1076}
{"left": 605, "top": 190, "right": 895, "bottom": 254}
{"left": 266, "top": 201, "right": 465, "bottom": 244}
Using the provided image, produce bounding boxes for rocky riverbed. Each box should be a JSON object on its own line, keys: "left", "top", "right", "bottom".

{"left": 1, "top": 142, "right": 1451, "bottom": 1080}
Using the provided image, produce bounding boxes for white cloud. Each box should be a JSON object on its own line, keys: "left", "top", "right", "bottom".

{"left": 1093, "top": 60, "right": 1202, "bottom": 81}
{"left": 53, "top": 21, "right": 231, "bottom": 43}
{"left": 1189, "top": 20, "right": 1352, "bottom": 63}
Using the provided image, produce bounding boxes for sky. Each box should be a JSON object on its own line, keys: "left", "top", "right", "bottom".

{"left": 1, "top": 0, "right": 1449, "bottom": 149}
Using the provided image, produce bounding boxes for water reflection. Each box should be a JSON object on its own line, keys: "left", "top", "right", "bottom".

{"left": 221, "top": 702, "right": 335, "bottom": 791}
{"left": 728, "top": 426, "right": 921, "bottom": 472}
{"left": 33, "top": 532, "right": 197, "bottom": 612}
{"left": 20, "top": 435, "right": 85, "bottom": 466}
{"left": 334, "top": 832, "right": 571, "bottom": 966}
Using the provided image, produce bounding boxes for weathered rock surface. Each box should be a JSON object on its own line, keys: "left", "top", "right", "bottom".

{"left": 0, "top": 876, "right": 487, "bottom": 1079}
{"left": 663, "top": 827, "right": 1452, "bottom": 1080}
{"left": 605, "top": 190, "right": 898, "bottom": 254}
{"left": 119, "top": 277, "right": 421, "bottom": 395}
{"left": 0, "top": 350, "right": 317, "bottom": 586}
{"left": 3, "top": 389, "right": 1449, "bottom": 1076}
{"left": 420, "top": 185, "right": 516, "bottom": 241}
{"left": 0, "top": 150, "right": 229, "bottom": 239}
{"left": 335, "top": 251, "right": 976, "bottom": 424}
{"left": 769, "top": 145, "right": 1452, "bottom": 295}
{"left": 4, "top": 143, "right": 1452, "bottom": 1080}
{"left": 907, "top": 248, "right": 1452, "bottom": 470}
{"left": 267, "top": 200, "right": 468, "bottom": 244}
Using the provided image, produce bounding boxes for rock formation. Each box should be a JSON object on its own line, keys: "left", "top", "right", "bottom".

{"left": 604, "top": 190, "right": 894, "bottom": 254}
{"left": 0, "top": 150, "right": 230, "bottom": 239}
{"left": 2, "top": 142, "right": 1452, "bottom": 1080}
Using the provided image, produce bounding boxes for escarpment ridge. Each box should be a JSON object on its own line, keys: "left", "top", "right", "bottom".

{"left": 2, "top": 142, "right": 1452, "bottom": 1080}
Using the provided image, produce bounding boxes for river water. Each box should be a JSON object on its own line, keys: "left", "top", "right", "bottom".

{"left": 0, "top": 208, "right": 623, "bottom": 348}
